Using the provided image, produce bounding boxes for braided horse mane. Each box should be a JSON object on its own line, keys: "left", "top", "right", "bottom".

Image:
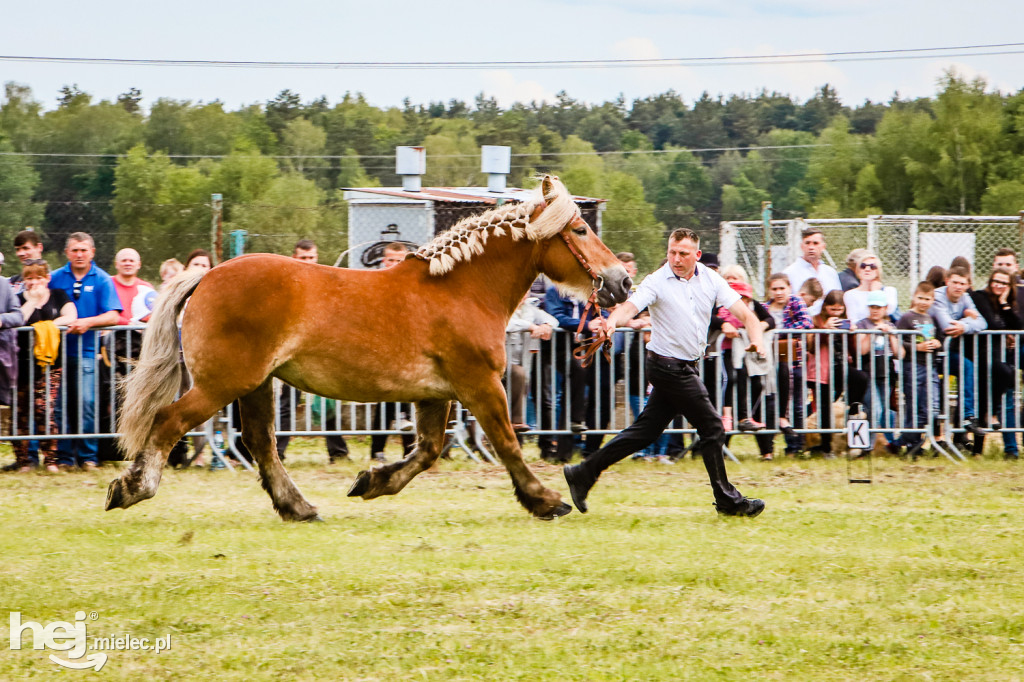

{"left": 413, "top": 175, "right": 580, "bottom": 276}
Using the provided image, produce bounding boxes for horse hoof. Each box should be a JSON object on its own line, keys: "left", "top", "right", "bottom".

{"left": 305, "top": 514, "right": 325, "bottom": 523}
{"left": 105, "top": 479, "right": 124, "bottom": 511}
{"left": 537, "top": 501, "right": 573, "bottom": 521}
{"left": 347, "top": 471, "right": 371, "bottom": 498}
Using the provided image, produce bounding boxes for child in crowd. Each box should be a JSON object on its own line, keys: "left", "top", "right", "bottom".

{"left": 766, "top": 273, "right": 813, "bottom": 456}
{"left": 856, "top": 290, "right": 905, "bottom": 453}
{"left": 808, "top": 290, "right": 868, "bottom": 457}
{"left": 798, "top": 277, "right": 824, "bottom": 313}
{"left": 896, "top": 282, "right": 943, "bottom": 455}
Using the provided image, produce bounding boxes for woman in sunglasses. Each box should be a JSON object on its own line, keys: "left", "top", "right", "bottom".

{"left": 843, "top": 252, "right": 899, "bottom": 325}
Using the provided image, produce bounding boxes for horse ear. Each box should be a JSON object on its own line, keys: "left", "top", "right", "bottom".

{"left": 541, "top": 175, "right": 558, "bottom": 201}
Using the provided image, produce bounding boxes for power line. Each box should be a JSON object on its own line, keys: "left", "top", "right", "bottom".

{"left": 0, "top": 143, "right": 831, "bottom": 161}
{"left": 1, "top": 42, "right": 1022, "bottom": 70}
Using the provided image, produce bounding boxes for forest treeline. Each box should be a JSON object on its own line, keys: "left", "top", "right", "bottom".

{"left": 1, "top": 69, "right": 1023, "bottom": 274}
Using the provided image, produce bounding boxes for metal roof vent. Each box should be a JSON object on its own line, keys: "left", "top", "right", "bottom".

{"left": 396, "top": 146, "right": 426, "bottom": 192}
{"left": 481, "top": 145, "right": 511, "bottom": 193}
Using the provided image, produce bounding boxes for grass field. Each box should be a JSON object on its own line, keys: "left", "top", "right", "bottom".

{"left": 2, "top": 439, "right": 1023, "bottom": 681}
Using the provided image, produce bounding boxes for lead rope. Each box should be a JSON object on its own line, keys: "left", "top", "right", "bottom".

{"left": 571, "top": 288, "right": 613, "bottom": 368}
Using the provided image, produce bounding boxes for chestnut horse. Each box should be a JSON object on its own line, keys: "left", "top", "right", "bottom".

{"left": 106, "top": 176, "right": 631, "bottom": 522}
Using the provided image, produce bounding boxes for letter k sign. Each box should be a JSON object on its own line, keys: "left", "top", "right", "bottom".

{"left": 847, "top": 419, "right": 870, "bottom": 449}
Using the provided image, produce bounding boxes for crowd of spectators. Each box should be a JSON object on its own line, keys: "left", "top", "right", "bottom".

{"left": 3, "top": 225, "right": 1024, "bottom": 472}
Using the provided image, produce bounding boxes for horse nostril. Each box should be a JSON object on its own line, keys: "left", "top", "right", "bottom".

{"left": 622, "top": 276, "right": 633, "bottom": 292}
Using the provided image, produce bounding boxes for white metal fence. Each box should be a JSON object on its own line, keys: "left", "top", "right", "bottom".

{"left": 4, "top": 326, "right": 1022, "bottom": 468}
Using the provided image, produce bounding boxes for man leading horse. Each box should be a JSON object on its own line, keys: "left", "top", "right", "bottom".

{"left": 564, "top": 228, "right": 768, "bottom": 518}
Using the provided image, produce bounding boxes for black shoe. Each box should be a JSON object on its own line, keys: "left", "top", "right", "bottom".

{"left": 780, "top": 425, "right": 797, "bottom": 438}
{"left": 563, "top": 462, "right": 596, "bottom": 514}
{"left": 570, "top": 421, "right": 588, "bottom": 434}
{"left": 964, "top": 418, "right": 988, "bottom": 437}
{"left": 714, "top": 497, "right": 766, "bottom": 518}
{"left": 1005, "top": 452, "right": 1019, "bottom": 461}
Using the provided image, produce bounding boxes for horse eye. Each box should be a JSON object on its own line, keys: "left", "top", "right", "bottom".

{"left": 572, "top": 226, "right": 587, "bottom": 236}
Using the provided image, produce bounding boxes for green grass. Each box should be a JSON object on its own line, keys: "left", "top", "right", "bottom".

{"left": 2, "top": 439, "right": 1023, "bottom": 680}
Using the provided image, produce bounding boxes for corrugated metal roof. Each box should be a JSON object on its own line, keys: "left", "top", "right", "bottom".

{"left": 342, "top": 186, "right": 606, "bottom": 204}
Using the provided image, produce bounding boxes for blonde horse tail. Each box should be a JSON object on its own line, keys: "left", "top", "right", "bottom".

{"left": 117, "top": 269, "right": 206, "bottom": 459}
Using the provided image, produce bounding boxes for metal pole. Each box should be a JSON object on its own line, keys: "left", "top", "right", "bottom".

{"left": 761, "top": 201, "right": 773, "bottom": 292}
{"left": 1018, "top": 210, "right": 1024, "bottom": 257}
{"left": 211, "top": 193, "right": 223, "bottom": 264}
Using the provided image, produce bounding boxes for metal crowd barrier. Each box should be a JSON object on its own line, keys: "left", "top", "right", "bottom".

{"left": 3, "top": 325, "right": 1021, "bottom": 465}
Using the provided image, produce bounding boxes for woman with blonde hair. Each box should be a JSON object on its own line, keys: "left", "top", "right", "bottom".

{"left": 158, "top": 258, "right": 184, "bottom": 287}
{"left": 843, "top": 252, "right": 898, "bottom": 324}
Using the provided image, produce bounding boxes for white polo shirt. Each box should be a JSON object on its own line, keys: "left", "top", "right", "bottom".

{"left": 629, "top": 262, "right": 740, "bottom": 361}
{"left": 783, "top": 257, "right": 842, "bottom": 315}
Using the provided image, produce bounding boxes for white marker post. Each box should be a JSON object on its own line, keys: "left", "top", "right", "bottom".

{"left": 846, "top": 418, "right": 872, "bottom": 484}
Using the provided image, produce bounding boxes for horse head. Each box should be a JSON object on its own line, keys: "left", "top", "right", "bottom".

{"left": 531, "top": 175, "right": 632, "bottom": 307}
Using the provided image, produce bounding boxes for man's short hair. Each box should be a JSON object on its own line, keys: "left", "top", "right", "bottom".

{"left": 946, "top": 265, "right": 970, "bottom": 280}
{"left": 14, "top": 229, "right": 41, "bottom": 248}
{"left": 914, "top": 281, "right": 936, "bottom": 295}
{"left": 801, "top": 227, "right": 824, "bottom": 240}
{"left": 668, "top": 228, "right": 699, "bottom": 245}
{"left": 65, "top": 232, "right": 94, "bottom": 249}
{"left": 294, "top": 239, "right": 316, "bottom": 253}
{"left": 615, "top": 251, "right": 635, "bottom": 263}
{"left": 383, "top": 242, "right": 410, "bottom": 254}
{"left": 995, "top": 247, "right": 1017, "bottom": 260}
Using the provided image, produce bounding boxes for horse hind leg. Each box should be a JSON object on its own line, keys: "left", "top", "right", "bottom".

{"left": 106, "top": 387, "right": 223, "bottom": 512}
{"left": 348, "top": 399, "right": 450, "bottom": 500}
{"left": 238, "top": 379, "right": 321, "bottom": 522}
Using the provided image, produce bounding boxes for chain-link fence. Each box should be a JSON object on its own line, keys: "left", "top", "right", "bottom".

{"left": 720, "top": 215, "right": 1023, "bottom": 306}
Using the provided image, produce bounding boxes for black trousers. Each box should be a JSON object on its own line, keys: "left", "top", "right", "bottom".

{"left": 581, "top": 355, "right": 744, "bottom": 509}
{"left": 370, "top": 402, "right": 415, "bottom": 456}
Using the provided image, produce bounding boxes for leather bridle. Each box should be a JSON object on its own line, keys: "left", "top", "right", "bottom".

{"left": 558, "top": 217, "right": 613, "bottom": 368}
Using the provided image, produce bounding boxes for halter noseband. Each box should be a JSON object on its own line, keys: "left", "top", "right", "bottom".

{"left": 557, "top": 218, "right": 612, "bottom": 368}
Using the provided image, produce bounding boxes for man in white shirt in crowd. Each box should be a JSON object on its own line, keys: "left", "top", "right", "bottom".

{"left": 783, "top": 227, "right": 841, "bottom": 315}
{"left": 563, "top": 228, "right": 768, "bottom": 518}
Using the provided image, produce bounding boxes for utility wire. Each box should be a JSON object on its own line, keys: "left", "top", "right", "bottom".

{"left": 1, "top": 42, "right": 1022, "bottom": 70}
{"left": 0, "top": 143, "right": 831, "bottom": 161}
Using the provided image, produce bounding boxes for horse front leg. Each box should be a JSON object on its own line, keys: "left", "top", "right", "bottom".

{"left": 348, "top": 399, "right": 450, "bottom": 500}
{"left": 460, "top": 376, "right": 572, "bottom": 520}
{"left": 106, "top": 387, "right": 221, "bottom": 512}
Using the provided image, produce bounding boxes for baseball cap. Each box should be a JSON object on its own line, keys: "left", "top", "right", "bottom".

{"left": 699, "top": 252, "right": 720, "bottom": 269}
{"left": 729, "top": 281, "right": 753, "bottom": 298}
{"left": 866, "top": 291, "right": 887, "bottom": 307}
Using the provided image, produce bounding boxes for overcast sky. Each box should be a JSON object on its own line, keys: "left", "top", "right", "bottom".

{"left": 3, "top": 0, "right": 1021, "bottom": 112}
